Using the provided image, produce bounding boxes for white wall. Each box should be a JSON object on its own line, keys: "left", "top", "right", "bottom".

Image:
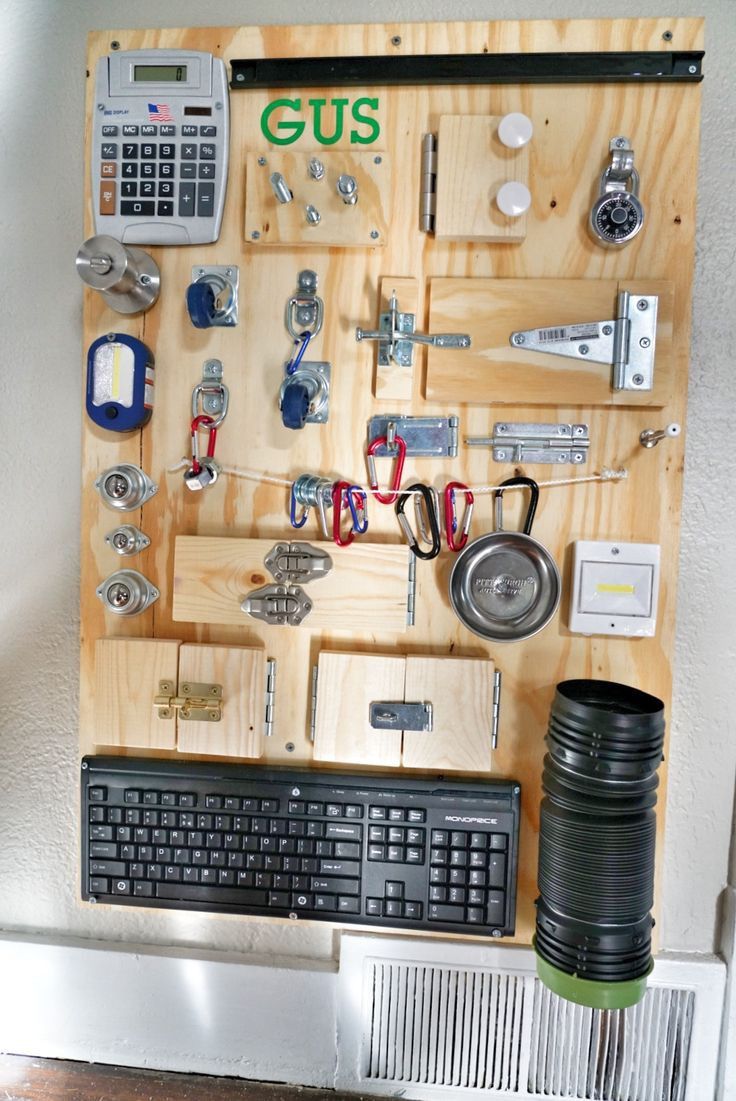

{"left": 0, "top": 0, "right": 734, "bottom": 971}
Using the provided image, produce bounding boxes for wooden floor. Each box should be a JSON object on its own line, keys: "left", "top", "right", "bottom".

{"left": 0, "top": 1055, "right": 370, "bottom": 1101}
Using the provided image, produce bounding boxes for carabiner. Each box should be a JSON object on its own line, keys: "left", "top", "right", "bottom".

{"left": 396, "top": 483, "right": 441, "bottom": 561}
{"left": 285, "top": 330, "right": 312, "bottom": 376}
{"left": 366, "top": 434, "right": 407, "bottom": 505}
{"left": 290, "top": 481, "right": 309, "bottom": 528}
{"left": 346, "top": 484, "right": 369, "bottom": 534}
{"left": 332, "top": 481, "right": 356, "bottom": 547}
{"left": 444, "top": 481, "right": 475, "bottom": 552}
{"left": 190, "top": 414, "right": 217, "bottom": 475}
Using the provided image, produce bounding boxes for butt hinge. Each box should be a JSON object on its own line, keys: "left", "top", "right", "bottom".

{"left": 492, "top": 669, "right": 502, "bottom": 749}
{"left": 264, "top": 658, "right": 277, "bottom": 737}
{"left": 310, "top": 664, "right": 319, "bottom": 743}
{"left": 369, "top": 701, "right": 433, "bottom": 732}
{"left": 420, "top": 133, "right": 437, "bottom": 233}
{"left": 154, "top": 680, "right": 222, "bottom": 723}
{"left": 407, "top": 554, "right": 417, "bottom": 627}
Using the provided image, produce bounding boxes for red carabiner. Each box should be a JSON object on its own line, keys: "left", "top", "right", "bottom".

{"left": 190, "top": 414, "right": 217, "bottom": 475}
{"left": 444, "top": 481, "right": 474, "bottom": 552}
{"left": 331, "top": 481, "right": 355, "bottom": 547}
{"left": 366, "top": 434, "right": 407, "bottom": 505}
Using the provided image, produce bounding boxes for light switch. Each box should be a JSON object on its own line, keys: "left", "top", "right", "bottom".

{"left": 569, "top": 541, "right": 660, "bottom": 637}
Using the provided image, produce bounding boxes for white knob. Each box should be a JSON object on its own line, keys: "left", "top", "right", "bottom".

{"left": 666, "top": 423, "right": 681, "bottom": 437}
{"left": 498, "top": 112, "right": 533, "bottom": 149}
{"left": 496, "top": 181, "right": 531, "bottom": 217}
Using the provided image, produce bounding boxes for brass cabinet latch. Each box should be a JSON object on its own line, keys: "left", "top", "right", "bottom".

{"left": 154, "top": 680, "right": 222, "bottom": 722}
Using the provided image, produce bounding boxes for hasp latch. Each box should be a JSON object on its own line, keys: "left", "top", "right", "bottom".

{"left": 154, "top": 680, "right": 222, "bottom": 723}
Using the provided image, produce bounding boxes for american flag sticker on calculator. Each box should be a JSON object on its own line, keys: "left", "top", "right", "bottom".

{"left": 148, "top": 103, "right": 173, "bottom": 122}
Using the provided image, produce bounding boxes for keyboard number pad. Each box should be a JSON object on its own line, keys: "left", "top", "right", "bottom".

{"left": 428, "top": 830, "right": 508, "bottom": 926}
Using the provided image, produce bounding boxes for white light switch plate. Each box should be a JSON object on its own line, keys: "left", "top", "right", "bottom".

{"left": 569, "top": 540, "right": 660, "bottom": 637}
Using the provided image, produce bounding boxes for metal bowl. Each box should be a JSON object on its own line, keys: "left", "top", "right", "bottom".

{"left": 449, "top": 531, "right": 561, "bottom": 642}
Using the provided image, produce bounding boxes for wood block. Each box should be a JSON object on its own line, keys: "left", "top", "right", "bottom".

{"left": 434, "top": 115, "right": 529, "bottom": 242}
{"left": 312, "top": 652, "right": 404, "bottom": 766}
{"left": 402, "top": 656, "right": 494, "bottom": 772}
{"left": 372, "top": 277, "right": 419, "bottom": 402}
{"left": 176, "top": 644, "right": 265, "bottom": 759}
{"left": 172, "top": 536, "right": 410, "bottom": 633}
{"left": 244, "top": 151, "right": 391, "bottom": 247}
{"left": 94, "top": 638, "right": 180, "bottom": 750}
{"left": 426, "top": 278, "right": 675, "bottom": 407}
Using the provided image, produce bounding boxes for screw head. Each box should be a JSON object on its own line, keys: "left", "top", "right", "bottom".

{"left": 498, "top": 424, "right": 507, "bottom": 432}
{"left": 512, "top": 333, "right": 525, "bottom": 346}
{"left": 285, "top": 742, "right": 295, "bottom": 752}
{"left": 251, "top": 230, "right": 261, "bottom": 240}
{"left": 639, "top": 336, "right": 651, "bottom": 348}
{"left": 688, "top": 64, "right": 697, "bottom": 74}
{"left": 97, "top": 103, "right": 105, "bottom": 111}
{"left": 637, "top": 299, "right": 649, "bottom": 311}
{"left": 611, "top": 546, "right": 620, "bottom": 555}
{"left": 579, "top": 344, "right": 589, "bottom": 355}
{"left": 491, "top": 929, "right": 502, "bottom": 938}
{"left": 391, "top": 35, "right": 402, "bottom": 45}
{"left": 374, "top": 155, "right": 382, "bottom": 165}
{"left": 139, "top": 274, "right": 151, "bottom": 286}
{"left": 370, "top": 229, "right": 379, "bottom": 240}
{"left": 236, "top": 73, "right": 245, "bottom": 82}
{"left": 496, "top": 451, "right": 507, "bottom": 460}
{"left": 258, "top": 156, "right": 267, "bottom": 166}
{"left": 614, "top": 137, "right": 627, "bottom": 148}
{"left": 662, "top": 30, "right": 673, "bottom": 41}
{"left": 602, "top": 324, "right": 613, "bottom": 336}
{"left": 110, "top": 40, "right": 120, "bottom": 50}
{"left": 632, "top": 373, "right": 645, "bottom": 386}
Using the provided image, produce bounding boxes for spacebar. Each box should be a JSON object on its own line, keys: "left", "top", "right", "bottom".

{"left": 156, "top": 884, "right": 268, "bottom": 907}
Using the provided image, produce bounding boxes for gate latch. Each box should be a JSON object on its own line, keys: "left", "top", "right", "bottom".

{"left": 155, "top": 680, "right": 222, "bottom": 722}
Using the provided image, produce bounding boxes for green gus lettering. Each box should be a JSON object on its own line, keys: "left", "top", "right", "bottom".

{"left": 260, "top": 96, "right": 380, "bottom": 145}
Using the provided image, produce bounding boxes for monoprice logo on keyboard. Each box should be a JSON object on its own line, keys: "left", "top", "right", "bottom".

{"left": 444, "top": 815, "right": 498, "bottom": 824}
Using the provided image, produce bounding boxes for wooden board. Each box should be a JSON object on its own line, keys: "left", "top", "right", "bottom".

{"left": 402, "top": 656, "right": 494, "bottom": 771}
{"left": 434, "top": 115, "right": 529, "bottom": 242}
{"left": 172, "top": 536, "right": 410, "bottom": 631}
{"left": 176, "top": 644, "right": 265, "bottom": 759}
{"left": 244, "top": 151, "right": 391, "bottom": 247}
{"left": 94, "top": 638, "right": 180, "bottom": 750}
{"left": 312, "top": 652, "right": 404, "bottom": 766}
{"left": 426, "top": 278, "right": 675, "bottom": 406}
{"left": 80, "top": 17, "right": 704, "bottom": 945}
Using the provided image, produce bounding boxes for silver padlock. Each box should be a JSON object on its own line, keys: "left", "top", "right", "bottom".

{"left": 184, "top": 458, "right": 221, "bottom": 491}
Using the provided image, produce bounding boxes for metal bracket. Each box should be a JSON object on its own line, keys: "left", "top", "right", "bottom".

{"left": 356, "top": 290, "right": 470, "bottom": 368}
{"left": 368, "top": 415, "right": 460, "bottom": 458}
{"left": 192, "top": 359, "right": 229, "bottom": 423}
{"left": 189, "top": 265, "right": 239, "bottom": 327}
{"left": 420, "top": 134, "right": 437, "bottom": 233}
{"left": 310, "top": 665, "right": 319, "bottom": 743}
{"left": 285, "top": 270, "right": 324, "bottom": 340}
{"left": 241, "top": 584, "right": 313, "bottom": 627}
{"left": 154, "top": 680, "right": 222, "bottom": 723}
{"left": 264, "top": 542, "right": 333, "bottom": 585}
{"left": 509, "top": 291, "right": 658, "bottom": 392}
{"left": 369, "top": 701, "right": 433, "bottom": 732}
{"left": 407, "top": 554, "right": 417, "bottom": 627}
{"left": 279, "top": 361, "right": 331, "bottom": 424}
{"left": 264, "top": 659, "right": 277, "bottom": 737}
{"left": 465, "top": 422, "right": 590, "bottom": 464}
{"left": 492, "top": 669, "right": 502, "bottom": 749}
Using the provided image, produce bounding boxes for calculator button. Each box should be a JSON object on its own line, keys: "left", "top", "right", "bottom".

{"left": 180, "top": 163, "right": 196, "bottom": 178}
{"left": 159, "top": 163, "right": 174, "bottom": 178}
{"left": 102, "top": 125, "right": 119, "bottom": 136}
{"left": 122, "top": 163, "right": 138, "bottom": 178}
{"left": 100, "top": 162, "right": 116, "bottom": 178}
{"left": 197, "top": 182, "right": 215, "bottom": 217}
{"left": 198, "top": 162, "right": 215, "bottom": 180}
{"left": 200, "top": 125, "right": 217, "bottom": 137}
{"left": 121, "top": 200, "right": 156, "bottom": 216}
{"left": 159, "top": 143, "right": 175, "bottom": 159}
{"left": 141, "top": 143, "right": 156, "bottom": 159}
{"left": 158, "top": 181, "right": 174, "bottom": 197}
{"left": 181, "top": 142, "right": 197, "bottom": 160}
{"left": 182, "top": 124, "right": 198, "bottom": 136}
{"left": 122, "top": 124, "right": 139, "bottom": 136}
{"left": 179, "top": 182, "right": 196, "bottom": 217}
{"left": 140, "top": 163, "right": 156, "bottom": 178}
{"left": 101, "top": 143, "right": 118, "bottom": 159}
{"left": 99, "top": 182, "right": 116, "bottom": 215}
{"left": 140, "top": 181, "right": 155, "bottom": 197}
{"left": 122, "top": 143, "right": 139, "bottom": 159}
{"left": 199, "top": 143, "right": 216, "bottom": 160}
{"left": 157, "top": 201, "right": 174, "bottom": 217}
{"left": 159, "top": 124, "right": 176, "bottom": 136}
{"left": 141, "top": 124, "right": 157, "bottom": 136}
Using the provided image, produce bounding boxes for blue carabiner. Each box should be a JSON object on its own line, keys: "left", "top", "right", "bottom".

{"left": 285, "top": 331, "right": 312, "bottom": 376}
{"left": 290, "top": 482, "right": 309, "bottom": 528}
{"left": 347, "top": 485, "right": 369, "bottom": 534}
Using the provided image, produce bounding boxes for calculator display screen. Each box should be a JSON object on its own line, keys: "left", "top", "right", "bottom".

{"left": 133, "top": 64, "right": 187, "bottom": 82}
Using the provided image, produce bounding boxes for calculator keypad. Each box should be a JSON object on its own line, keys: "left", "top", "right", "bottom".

{"left": 99, "top": 130, "right": 217, "bottom": 220}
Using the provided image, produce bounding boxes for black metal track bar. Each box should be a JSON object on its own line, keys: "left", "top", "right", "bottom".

{"left": 230, "top": 50, "right": 704, "bottom": 89}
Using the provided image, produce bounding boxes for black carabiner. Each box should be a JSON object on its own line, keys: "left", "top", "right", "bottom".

{"left": 396, "top": 483, "right": 441, "bottom": 561}
{"left": 494, "top": 476, "right": 539, "bottom": 535}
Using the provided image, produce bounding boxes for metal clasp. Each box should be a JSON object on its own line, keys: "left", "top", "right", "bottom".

{"left": 154, "top": 680, "right": 222, "bottom": 723}
{"left": 444, "top": 482, "right": 474, "bottom": 552}
{"left": 191, "top": 359, "right": 229, "bottom": 426}
{"left": 241, "top": 584, "right": 313, "bottom": 627}
{"left": 396, "top": 484, "right": 441, "bottom": 561}
{"left": 369, "top": 701, "right": 433, "bottom": 732}
{"left": 356, "top": 290, "right": 471, "bottom": 368}
{"left": 366, "top": 433, "right": 407, "bottom": 505}
{"left": 264, "top": 542, "right": 333, "bottom": 584}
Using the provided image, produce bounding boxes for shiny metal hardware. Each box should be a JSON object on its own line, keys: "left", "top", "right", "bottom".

{"left": 396, "top": 484, "right": 441, "bottom": 561}
{"left": 76, "top": 234, "right": 160, "bottom": 315}
{"left": 356, "top": 290, "right": 471, "bottom": 368}
{"left": 154, "top": 680, "right": 222, "bottom": 722}
{"left": 309, "top": 665, "right": 319, "bottom": 742}
{"left": 367, "top": 414, "right": 459, "bottom": 458}
{"left": 285, "top": 271, "right": 324, "bottom": 340}
{"left": 184, "top": 414, "right": 221, "bottom": 492}
{"left": 290, "top": 474, "right": 334, "bottom": 537}
{"left": 305, "top": 204, "right": 321, "bottom": 225}
{"left": 589, "top": 136, "right": 644, "bottom": 247}
{"left": 465, "top": 422, "right": 590, "bottom": 464}
{"left": 264, "top": 659, "right": 277, "bottom": 737}
{"left": 444, "top": 482, "right": 474, "bottom": 552}
{"left": 366, "top": 433, "right": 407, "bottom": 505}
{"left": 279, "top": 359, "right": 331, "bottom": 427}
{"left": 407, "top": 555, "right": 417, "bottom": 627}
{"left": 308, "top": 157, "right": 325, "bottom": 181}
{"left": 96, "top": 569, "right": 159, "bottom": 615}
{"left": 241, "top": 584, "right": 313, "bottom": 627}
{"left": 270, "top": 171, "right": 293, "bottom": 204}
{"left": 492, "top": 669, "right": 502, "bottom": 749}
{"left": 336, "top": 173, "right": 358, "bottom": 204}
{"left": 104, "top": 524, "right": 150, "bottom": 556}
{"left": 509, "top": 291, "right": 658, "bottom": 392}
{"left": 187, "top": 265, "right": 239, "bottom": 328}
{"left": 419, "top": 134, "right": 437, "bottom": 232}
{"left": 369, "top": 701, "right": 433, "bottom": 732}
{"left": 191, "top": 359, "right": 229, "bottom": 426}
{"left": 640, "top": 423, "right": 681, "bottom": 448}
{"left": 264, "top": 542, "right": 333, "bottom": 584}
{"left": 94, "top": 464, "right": 158, "bottom": 511}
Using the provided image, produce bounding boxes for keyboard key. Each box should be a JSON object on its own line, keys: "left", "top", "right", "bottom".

{"left": 345, "top": 805, "right": 363, "bottom": 819}
{"left": 429, "top": 885, "right": 446, "bottom": 902}
{"left": 428, "top": 904, "right": 465, "bottom": 922}
{"left": 89, "top": 807, "right": 105, "bottom": 823}
{"left": 90, "top": 825, "right": 114, "bottom": 841}
{"left": 121, "top": 200, "right": 155, "bottom": 216}
{"left": 89, "top": 877, "right": 109, "bottom": 894}
{"left": 468, "top": 888, "right": 485, "bottom": 906}
{"left": 406, "top": 847, "right": 424, "bottom": 864}
{"left": 406, "top": 828, "right": 425, "bottom": 845}
{"left": 407, "top": 809, "right": 426, "bottom": 823}
{"left": 147, "top": 864, "right": 163, "bottom": 880}
{"left": 315, "top": 841, "right": 332, "bottom": 857}
{"left": 181, "top": 141, "right": 197, "bottom": 159}
{"left": 403, "top": 901, "right": 422, "bottom": 919}
{"left": 325, "top": 804, "right": 342, "bottom": 817}
{"left": 314, "top": 894, "right": 337, "bottom": 911}
{"left": 490, "top": 834, "right": 507, "bottom": 851}
{"left": 385, "top": 881, "right": 403, "bottom": 898}
{"left": 334, "top": 842, "right": 360, "bottom": 859}
{"left": 159, "top": 143, "right": 175, "bottom": 159}
{"left": 141, "top": 143, "right": 156, "bottom": 159}
{"left": 182, "top": 124, "right": 198, "bottom": 136}
{"left": 325, "top": 823, "right": 362, "bottom": 841}
{"left": 112, "top": 879, "right": 131, "bottom": 895}
{"left": 160, "top": 124, "right": 176, "bottom": 136}
{"left": 122, "top": 124, "right": 139, "bottom": 135}
{"left": 388, "top": 808, "right": 404, "bottom": 822}
{"left": 89, "top": 860, "right": 126, "bottom": 876}
{"left": 200, "top": 125, "right": 217, "bottom": 137}
{"left": 199, "top": 143, "right": 216, "bottom": 160}
{"left": 206, "top": 795, "right": 223, "bottom": 809}
{"left": 140, "top": 163, "right": 156, "bottom": 178}
{"left": 122, "top": 143, "right": 138, "bottom": 159}
{"left": 133, "top": 882, "right": 154, "bottom": 897}
{"left": 469, "top": 869, "right": 486, "bottom": 887}
{"left": 488, "top": 855, "right": 507, "bottom": 888}
{"left": 368, "top": 806, "right": 386, "bottom": 820}
{"left": 368, "top": 826, "right": 386, "bottom": 842}
{"left": 470, "top": 851, "right": 486, "bottom": 867}
{"left": 366, "top": 898, "right": 383, "bottom": 916}
{"left": 310, "top": 877, "right": 360, "bottom": 896}
{"left": 159, "top": 162, "right": 174, "bottom": 178}
{"left": 320, "top": 859, "right": 360, "bottom": 877}
{"left": 141, "top": 124, "right": 157, "bottom": 136}
{"left": 289, "top": 801, "right": 305, "bottom": 814}
{"left": 387, "top": 846, "right": 404, "bottom": 862}
{"left": 130, "top": 863, "right": 145, "bottom": 879}
{"left": 430, "top": 868, "right": 448, "bottom": 884}
{"left": 108, "top": 809, "right": 123, "bottom": 824}
{"left": 261, "top": 799, "right": 279, "bottom": 813}
{"left": 470, "top": 832, "right": 488, "bottom": 849}
{"left": 180, "top": 162, "right": 196, "bottom": 178}
{"left": 197, "top": 181, "right": 215, "bottom": 216}
{"left": 90, "top": 842, "right": 118, "bottom": 858}
{"left": 450, "top": 831, "right": 467, "bottom": 848}
{"left": 467, "top": 907, "right": 485, "bottom": 924}
{"left": 143, "top": 792, "right": 159, "bottom": 805}
{"left": 156, "top": 884, "right": 268, "bottom": 907}
{"left": 486, "top": 891, "right": 506, "bottom": 925}
{"left": 367, "top": 845, "right": 385, "bottom": 861}
{"left": 431, "top": 830, "right": 449, "bottom": 846}
{"left": 183, "top": 867, "right": 199, "bottom": 883}
{"left": 161, "top": 793, "right": 177, "bottom": 807}
{"left": 102, "top": 125, "right": 118, "bottom": 136}
{"left": 101, "top": 143, "right": 117, "bottom": 158}
{"left": 450, "top": 850, "right": 468, "bottom": 867}
{"left": 306, "top": 821, "right": 324, "bottom": 838}
{"left": 430, "top": 848, "right": 448, "bottom": 865}
{"left": 291, "top": 892, "right": 314, "bottom": 909}
{"left": 448, "top": 887, "right": 466, "bottom": 904}
{"left": 101, "top": 162, "right": 116, "bottom": 177}
{"left": 449, "top": 868, "right": 467, "bottom": 885}
{"left": 384, "top": 900, "right": 402, "bottom": 917}
{"left": 269, "top": 891, "right": 290, "bottom": 907}
{"left": 388, "top": 827, "right": 404, "bottom": 844}
{"left": 338, "top": 896, "right": 360, "bottom": 914}
{"left": 89, "top": 787, "right": 107, "bottom": 802}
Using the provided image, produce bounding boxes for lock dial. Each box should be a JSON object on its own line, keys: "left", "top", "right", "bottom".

{"left": 590, "top": 191, "right": 644, "bottom": 245}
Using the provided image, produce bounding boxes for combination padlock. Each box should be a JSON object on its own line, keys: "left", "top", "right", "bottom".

{"left": 589, "top": 136, "right": 644, "bottom": 248}
{"left": 184, "top": 458, "right": 221, "bottom": 491}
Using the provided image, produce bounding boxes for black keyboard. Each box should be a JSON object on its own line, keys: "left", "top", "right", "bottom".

{"left": 82, "top": 756, "right": 521, "bottom": 937}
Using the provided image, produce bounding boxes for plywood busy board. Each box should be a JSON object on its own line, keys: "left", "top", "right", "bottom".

{"left": 80, "top": 18, "right": 703, "bottom": 943}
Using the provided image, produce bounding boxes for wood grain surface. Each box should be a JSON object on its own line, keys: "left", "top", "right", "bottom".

{"left": 81, "top": 17, "right": 703, "bottom": 944}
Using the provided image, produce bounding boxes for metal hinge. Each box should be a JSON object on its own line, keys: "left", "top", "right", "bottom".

{"left": 240, "top": 584, "right": 313, "bottom": 626}
{"left": 509, "top": 291, "right": 658, "bottom": 392}
{"left": 356, "top": 290, "right": 470, "bottom": 368}
{"left": 154, "top": 680, "right": 222, "bottom": 722}
{"left": 465, "top": 422, "right": 590, "bottom": 464}
{"left": 407, "top": 554, "right": 417, "bottom": 627}
{"left": 492, "top": 669, "right": 502, "bottom": 749}
{"left": 264, "top": 659, "right": 277, "bottom": 737}
{"left": 369, "top": 701, "right": 433, "bottom": 732}
{"left": 310, "top": 664, "right": 319, "bottom": 743}
{"left": 420, "top": 133, "right": 437, "bottom": 233}
{"left": 264, "top": 542, "right": 333, "bottom": 585}
{"left": 368, "top": 415, "right": 460, "bottom": 458}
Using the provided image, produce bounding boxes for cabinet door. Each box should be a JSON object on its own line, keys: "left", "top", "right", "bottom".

{"left": 402, "top": 656, "right": 494, "bottom": 772}
{"left": 176, "top": 644, "right": 265, "bottom": 760}
{"left": 312, "top": 652, "right": 404, "bottom": 767}
{"left": 94, "top": 638, "right": 180, "bottom": 750}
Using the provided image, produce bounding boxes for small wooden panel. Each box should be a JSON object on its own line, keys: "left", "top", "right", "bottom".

{"left": 372, "top": 277, "right": 418, "bottom": 402}
{"left": 172, "top": 536, "right": 410, "bottom": 632}
{"left": 427, "top": 278, "right": 675, "bottom": 407}
{"left": 313, "top": 651, "right": 404, "bottom": 766}
{"left": 176, "top": 644, "right": 265, "bottom": 759}
{"left": 434, "top": 115, "right": 529, "bottom": 242}
{"left": 402, "top": 656, "right": 494, "bottom": 772}
{"left": 244, "top": 151, "right": 391, "bottom": 247}
{"left": 94, "top": 638, "right": 180, "bottom": 750}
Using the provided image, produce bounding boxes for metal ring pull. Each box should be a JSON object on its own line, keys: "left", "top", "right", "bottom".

{"left": 396, "top": 484, "right": 441, "bottom": 561}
